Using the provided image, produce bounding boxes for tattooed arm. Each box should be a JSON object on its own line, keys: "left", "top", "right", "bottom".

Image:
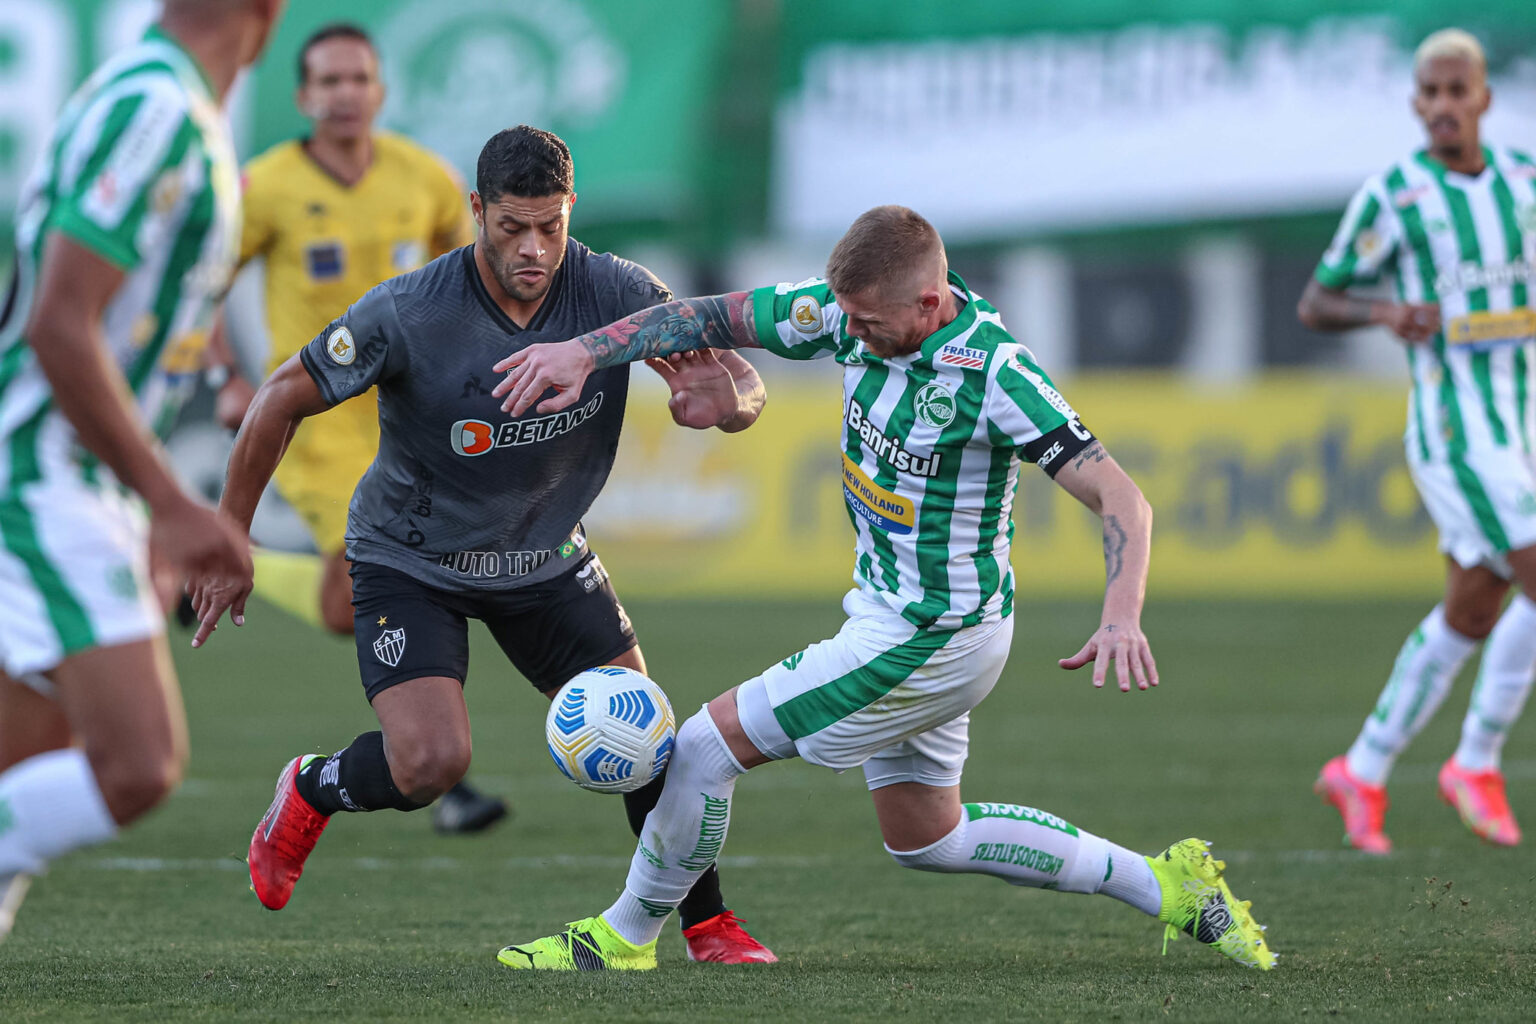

{"left": 1051, "top": 442, "right": 1158, "bottom": 692}
{"left": 493, "top": 292, "right": 760, "bottom": 416}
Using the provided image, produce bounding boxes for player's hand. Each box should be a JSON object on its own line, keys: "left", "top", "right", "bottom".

{"left": 215, "top": 375, "right": 257, "bottom": 431}
{"left": 148, "top": 495, "right": 252, "bottom": 648}
{"left": 645, "top": 350, "right": 739, "bottom": 429}
{"left": 1059, "top": 622, "right": 1158, "bottom": 693}
{"left": 1379, "top": 302, "right": 1441, "bottom": 343}
{"left": 493, "top": 340, "right": 595, "bottom": 416}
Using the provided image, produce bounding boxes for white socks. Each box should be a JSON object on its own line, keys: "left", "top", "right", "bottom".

{"left": 1347, "top": 605, "right": 1477, "bottom": 785}
{"left": 0, "top": 749, "right": 117, "bottom": 875}
{"left": 1455, "top": 593, "right": 1536, "bottom": 771}
{"left": 886, "top": 803, "right": 1162, "bottom": 917}
{"left": 604, "top": 710, "right": 745, "bottom": 946}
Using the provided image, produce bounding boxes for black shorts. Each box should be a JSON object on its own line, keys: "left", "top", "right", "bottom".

{"left": 349, "top": 552, "right": 637, "bottom": 702}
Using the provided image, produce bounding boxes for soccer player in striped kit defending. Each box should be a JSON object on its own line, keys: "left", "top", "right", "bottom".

{"left": 490, "top": 205, "right": 1275, "bottom": 971}
{"left": 1303, "top": 29, "right": 1536, "bottom": 853}
{"left": 0, "top": 0, "right": 284, "bottom": 942}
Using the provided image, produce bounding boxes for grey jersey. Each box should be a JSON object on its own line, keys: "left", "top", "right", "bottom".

{"left": 299, "top": 240, "right": 670, "bottom": 592}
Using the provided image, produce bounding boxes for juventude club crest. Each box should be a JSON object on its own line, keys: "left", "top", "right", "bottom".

{"left": 373, "top": 627, "right": 407, "bottom": 668}
{"left": 914, "top": 382, "right": 957, "bottom": 428}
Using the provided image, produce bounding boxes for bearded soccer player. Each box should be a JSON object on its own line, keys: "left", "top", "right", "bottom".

{"left": 1302, "top": 29, "right": 1536, "bottom": 852}
{"left": 199, "top": 24, "right": 504, "bottom": 832}
{"left": 189, "top": 126, "right": 776, "bottom": 963}
{"left": 491, "top": 205, "right": 1275, "bottom": 972}
{"left": 0, "top": 0, "right": 282, "bottom": 942}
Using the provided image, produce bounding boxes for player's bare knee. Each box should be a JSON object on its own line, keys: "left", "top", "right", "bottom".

{"left": 320, "top": 593, "right": 354, "bottom": 636}
{"left": 1444, "top": 603, "right": 1499, "bottom": 639}
{"left": 388, "top": 742, "right": 470, "bottom": 802}
{"left": 92, "top": 753, "right": 182, "bottom": 824}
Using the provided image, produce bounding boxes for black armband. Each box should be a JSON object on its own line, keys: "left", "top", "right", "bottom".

{"left": 1020, "top": 420, "right": 1097, "bottom": 478}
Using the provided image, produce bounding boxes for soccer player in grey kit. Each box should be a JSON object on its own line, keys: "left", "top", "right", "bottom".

{"left": 188, "top": 126, "right": 776, "bottom": 963}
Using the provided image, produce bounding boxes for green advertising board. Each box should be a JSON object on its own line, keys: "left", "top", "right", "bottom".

{"left": 0, "top": 0, "right": 732, "bottom": 251}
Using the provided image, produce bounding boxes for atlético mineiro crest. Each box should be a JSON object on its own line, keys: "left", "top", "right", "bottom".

{"left": 373, "top": 627, "right": 406, "bottom": 667}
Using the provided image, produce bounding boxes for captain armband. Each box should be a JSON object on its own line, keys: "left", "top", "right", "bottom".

{"left": 1020, "top": 419, "right": 1097, "bottom": 478}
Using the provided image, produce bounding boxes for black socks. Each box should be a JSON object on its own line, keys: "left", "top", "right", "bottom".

{"left": 295, "top": 732, "right": 428, "bottom": 815}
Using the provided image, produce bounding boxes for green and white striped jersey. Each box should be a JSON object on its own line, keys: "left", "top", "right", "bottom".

{"left": 0, "top": 25, "right": 240, "bottom": 492}
{"left": 1316, "top": 145, "right": 1536, "bottom": 465}
{"left": 751, "top": 272, "right": 1090, "bottom": 630}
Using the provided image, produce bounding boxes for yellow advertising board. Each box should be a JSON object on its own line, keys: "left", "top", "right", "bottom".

{"left": 586, "top": 372, "right": 1441, "bottom": 599}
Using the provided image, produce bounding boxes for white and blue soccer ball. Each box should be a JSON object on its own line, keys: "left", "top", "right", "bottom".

{"left": 546, "top": 666, "right": 676, "bottom": 794}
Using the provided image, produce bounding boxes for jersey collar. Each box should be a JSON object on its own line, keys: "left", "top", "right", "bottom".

{"left": 145, "top": 23, "right": 217, "bottom": 101}
{"left": 913, "top": 270, "right": 979, "bottom": 362}
{"left": 463, "top": 243, "right": 567, "bottom": 336}
{"left": 1414, "top": 145, "right": 1494, "bottom": 184}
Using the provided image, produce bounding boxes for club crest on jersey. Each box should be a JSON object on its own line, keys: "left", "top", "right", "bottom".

{"left": 937, "top": 344, "right": 986, "bottom": 370}
{"left": 1353, "top": 228, "right": 1385, "bottom": 261}
{"left": 372, "top": 627, "right": 406, "bottom": 668}
{"left": 326, "top": 327, "right": 356, "bottom": 365}
{"left": 790, "top": 295, "right": 823, "bottom": 335}
{"left": 914, "top": 382, "right": 957, "bottom": 428}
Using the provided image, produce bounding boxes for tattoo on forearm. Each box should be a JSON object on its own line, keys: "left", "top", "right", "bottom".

{"left": 1102, "top": 513, "right": 1126, "bottom": 586}
{"left": 1072, "top": 442, "right": 1107, "bottom": 472}
{"left": 580, "top": 293, "right": 749, "bottom": 368}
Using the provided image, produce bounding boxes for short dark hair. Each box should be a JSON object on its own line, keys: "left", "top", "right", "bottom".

{"left": 298, "top": 23, "right": 374, "bottom": 84}
{"left": 476, "top": 126, "right": 574, "bottom": 203}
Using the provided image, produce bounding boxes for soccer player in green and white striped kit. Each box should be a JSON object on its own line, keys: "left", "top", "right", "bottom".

{"left": 0, "top": 0, "right": 284, "bottom": 941}
{"left": 488, "top": 205, "right": 1275, "bottom": 971}
{"left": 1304, "top": 29, "right": 1536, "bottom": 852}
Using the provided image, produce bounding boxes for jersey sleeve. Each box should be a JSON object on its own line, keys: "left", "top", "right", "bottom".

{"left": 298, "top": 284, "right": 407, "bottom": 405}
{"left": 49, "top": 78, "right": 195, "bottom": 270}
{"left": 615, "top": 259, "right": 674, "bottom": 318}
{"left": 987, "top": 348, "right": 1097, "bottom": 477}
{"left": 1314, "top": 179, "right": 1400, "bottom": 289}
{"left": 748, "top": 278, "right": 841, "bottom": 360}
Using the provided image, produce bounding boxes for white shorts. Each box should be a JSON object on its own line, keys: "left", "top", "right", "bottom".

{"left": 735, "top": 587, "right": 1014, "bottom": 790}
{"left": 0, "top": 472, "right": 162, "bottom": 679}
{"left": 1409, "top": 446, "right": 1536, "bottom": 577}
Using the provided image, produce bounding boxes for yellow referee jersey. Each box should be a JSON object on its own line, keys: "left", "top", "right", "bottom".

{"left": 240, "top": 130, "right": 473, "bottom": 373}
{"left": 238, "top": 131, "right": 473, "bottom": 552}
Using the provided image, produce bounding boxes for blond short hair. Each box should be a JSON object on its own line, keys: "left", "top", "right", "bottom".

{"left": 825, "top": 205, "right": 946, "bottom": 300}
{"left": 1414, "top": 29, "right": 1487, "bottom": 76}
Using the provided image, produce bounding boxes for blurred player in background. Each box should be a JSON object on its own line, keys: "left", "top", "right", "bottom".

{"left": 190, "top": 126, "right": 777, "bottom": 963}
{"left": 492, "top": 205, "right": 1273, "bottom": 973}
{"left": 1302, "top": 29, "right": 1536, "bottom": 852}
{"left": 203, "top": 23, "right": 507, "bottom": 834}
{"left": 0, "top": 0, "right": 283, "bottom": 941}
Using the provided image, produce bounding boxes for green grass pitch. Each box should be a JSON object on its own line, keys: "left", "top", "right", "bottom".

{"left": 1, "top": 595, "right": 1531, "bottom": 1021}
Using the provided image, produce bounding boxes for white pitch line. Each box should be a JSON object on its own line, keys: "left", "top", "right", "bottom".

{"left": 87, "top": 846, "right": 1452, "bottom": 873}
{"left": 87, "top": 854, "right": 838, "bottom": 873}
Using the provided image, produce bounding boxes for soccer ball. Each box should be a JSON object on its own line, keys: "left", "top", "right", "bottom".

{"left": 545, "top": 666, "right": 676, "bottom": 794}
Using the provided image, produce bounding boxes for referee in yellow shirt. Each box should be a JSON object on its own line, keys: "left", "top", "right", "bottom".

{"left": 208, "top": 23, "right": 503, "bottom": 833}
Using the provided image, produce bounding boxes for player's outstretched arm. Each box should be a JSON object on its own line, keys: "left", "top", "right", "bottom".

{"left": 187, "top": 354, "right": 330, "bottom": 647}
{"left": 1296, "top": 278, "right": 1440, "bottom": 342}
{"left": 494, "top": 291, "right": 761, "bottom": 417}
{"left": 23, "top": 233, "right": 251, "bottom": 611}
{"left": 1051, "top": 442, "right": 1158, "bottom": 693}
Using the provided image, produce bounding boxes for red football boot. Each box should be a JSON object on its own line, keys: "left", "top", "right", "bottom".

{"left": 1314, "top": 755, "right": 1391, "bottom": 855}
{"left": 683, "top": 910, "right": 778, "bottom": 964}
{"left": 249, "top": 756, "right": 330, "bottom": 910}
